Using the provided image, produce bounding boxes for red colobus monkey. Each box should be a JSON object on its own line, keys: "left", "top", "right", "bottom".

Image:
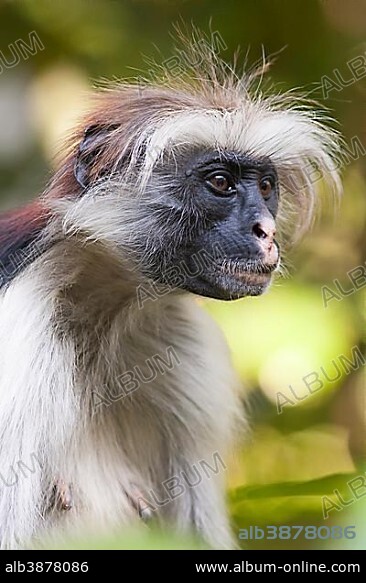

{"left": 0, "top": 37, "right": 341, "bottom": 549}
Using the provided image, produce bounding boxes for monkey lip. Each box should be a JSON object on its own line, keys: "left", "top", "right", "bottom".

{"left": 230, "top": 271, "right": 272, "bottom": 285}
{"left": 217, "top": 259, "right": 278, "bottom": 283}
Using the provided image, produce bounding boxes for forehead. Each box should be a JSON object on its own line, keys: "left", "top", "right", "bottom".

{"left": 141, "top": 106, "right": 300, "bottom": 180}
{"left": 186, "top": 149, "right": 276, "bottom": 174}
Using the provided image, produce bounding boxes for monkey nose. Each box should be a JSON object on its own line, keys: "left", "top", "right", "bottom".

{"left": 252, "top": 217, "right": 276, "bottom": 243}
{"left": 252, "top": 217, "right": 278, "bottom": 264}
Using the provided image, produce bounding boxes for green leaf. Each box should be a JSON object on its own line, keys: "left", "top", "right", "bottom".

{"left": 229, "top": 473, "right": 357, "bottom": 503}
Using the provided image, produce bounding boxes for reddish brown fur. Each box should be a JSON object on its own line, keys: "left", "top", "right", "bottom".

{"left": 47, "top": 85, "right": 240, "bottom": 199}
{"left": 0, "top": 199, "right": 49, "bottom": 248}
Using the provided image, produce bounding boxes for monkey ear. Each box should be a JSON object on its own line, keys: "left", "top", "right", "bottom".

{"left": 74, "top": 124, "right": 112, "bottom": 189}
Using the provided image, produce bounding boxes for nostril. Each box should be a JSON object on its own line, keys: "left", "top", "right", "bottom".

{"left": 252, "top": 217, "right": 276, "bottom": 242}
{"left": 252, "top": 223, "right": 268, "bottom": 240}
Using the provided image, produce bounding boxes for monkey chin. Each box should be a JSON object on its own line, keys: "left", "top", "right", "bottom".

{"left": 181, "top": 270, "right": 274, "bottom": 301}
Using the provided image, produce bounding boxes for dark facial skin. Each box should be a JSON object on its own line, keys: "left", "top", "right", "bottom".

{"left": 142, "top": 149, "right": 280, "bottom": 300}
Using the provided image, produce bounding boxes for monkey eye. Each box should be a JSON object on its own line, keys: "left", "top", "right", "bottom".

{"left": 206, "top": 172, "right": 236, "bottom": 196}
{"left": 259, "top": 176, "right": 275, "bottom": 198}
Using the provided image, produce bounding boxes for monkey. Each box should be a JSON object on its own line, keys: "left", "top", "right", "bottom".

{"left": 0, "top": 35, "right": 341, "bottom": 549}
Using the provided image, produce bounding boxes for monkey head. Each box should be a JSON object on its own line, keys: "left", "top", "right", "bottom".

{"left": 135, "top": 148, "right": 280, "bottom": 300}
{"left": 65, "top": 68, "right": 341, "bottom": 303}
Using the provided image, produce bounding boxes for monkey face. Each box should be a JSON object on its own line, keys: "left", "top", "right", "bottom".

{"left": 142, "top": 149, "right": 280, "bottom": 301}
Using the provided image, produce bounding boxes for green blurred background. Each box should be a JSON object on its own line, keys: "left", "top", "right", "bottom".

{"left": 0, "top": 0, "right": 365, "bottom": 550}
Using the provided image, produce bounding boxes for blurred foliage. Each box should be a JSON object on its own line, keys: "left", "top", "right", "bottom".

{"left": 0, "top": 0, "right": 365, "bottom": 550}
{"left": 40, "top": 525, "right": 203, "bottom": 551}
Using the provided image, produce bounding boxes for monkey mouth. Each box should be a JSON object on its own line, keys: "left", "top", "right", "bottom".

{"left": 177, "top": 256, "right": 279, "bottom": 301}
{"left": 230, "top": 271, "right": 271, "bottom": 286}
{"left": 205, "top": 257, "right": 280, "bottom": 298}
{"left": 217, "top": 258, "right": 278, "bottom": 283}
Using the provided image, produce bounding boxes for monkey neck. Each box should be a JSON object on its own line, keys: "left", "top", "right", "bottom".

{"left": 40, "top": 237, "right": 171, "bottom": 336}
